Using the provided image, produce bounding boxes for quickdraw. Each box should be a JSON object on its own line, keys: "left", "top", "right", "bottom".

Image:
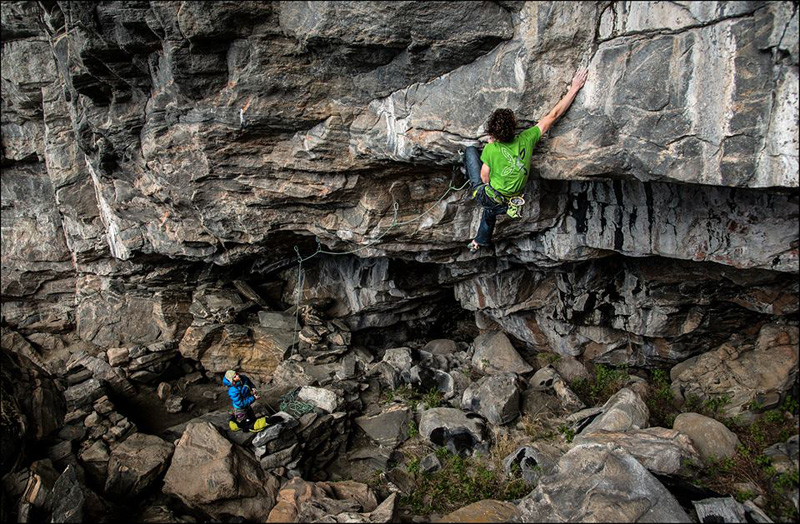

{"left": 507, "top": 195, "right": 525, "bottom": 218}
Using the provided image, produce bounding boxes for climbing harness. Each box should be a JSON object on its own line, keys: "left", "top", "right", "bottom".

{"left": 476, "top": 184, "right": 526, "bottom": 219}
{"left": 279, "top": 388, "right": 315, "bottom": 418}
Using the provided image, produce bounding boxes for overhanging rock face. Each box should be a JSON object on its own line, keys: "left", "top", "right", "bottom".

{"left": 1, "top": 1, "right": 798, "bottom": 363}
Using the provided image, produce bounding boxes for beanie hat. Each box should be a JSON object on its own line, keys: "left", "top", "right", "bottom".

{"left": 224, "top": 370, "right": 237, "bottom": 383}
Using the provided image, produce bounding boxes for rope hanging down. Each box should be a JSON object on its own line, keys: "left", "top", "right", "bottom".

{"left": 288, "top": 177, "right": 470, "bottom": 352}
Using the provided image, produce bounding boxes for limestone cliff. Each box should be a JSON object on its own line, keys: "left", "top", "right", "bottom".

{"left": 1, "top": 1, "right": 798, "bottom": 368}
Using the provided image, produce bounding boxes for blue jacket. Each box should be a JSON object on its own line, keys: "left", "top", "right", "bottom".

{"left": 223, "top": 374, "right": 256, "bottom": 410}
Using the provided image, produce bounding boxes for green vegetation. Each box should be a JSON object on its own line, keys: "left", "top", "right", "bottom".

{"left": 569, "top": 364, "right": 630, "bottom": 406}
{"left": 536, "top": 352, "right": 561, "bottom": 366}
{"left": 694, "top": 398, "right": 799, "bottom": 523}
{"left": 519, "top": 414, "right": 558, "bottom": 441}
{"left": 383, "top": 385, "right": 442, "bottom": 410}
{"left": 400, "top": 448, "right": 533, "bottom": 515}
{"left": 645, "top": 368, "right": 676, "bottom": 427}
{"left": 558, "top": 424, "right": 575, "bottom": 443}
{"left": 407, "top": 421, "right": 419, "bottom": 439}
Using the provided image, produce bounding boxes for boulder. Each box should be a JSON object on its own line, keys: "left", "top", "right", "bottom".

{"left": 156, "top": 382, "right": 171, "bottom": 400}
{"left": 381, "top": 347, "right": 414, "bottom": 377}
{"left": 258, "top": 310, "right": 295, "bottom": 331}
{"left": 298, "top": 386, "right": 340, "bottom": 413}
{"left": 327, "top": 480, "right": 379, "bottom": 512}
{"left": 529, "top": 366, "right": 584, "bottom": 411}
{"left": 260, "top": 443, "right": 300, "bottom": 470}
{"left": 575, "top": 427, "right": 701, "bottom": 476}
{"left": 671, "top": 325, "right": 799, "bottom": 418}
{"left": 552, "top": 355, "right": 589, "bottom": 382}
{"left": 763, "top": 434, "right": 799, "bottom": 475}
{"left": 79, "top": 439, "right": 110, "bottom": 485}
{"left": 516, "top": 443, "right": 692, "bottom": 522}
{"left": 419, "top": 408, "right": 489, "bottom": 456}
{"left": 436, "top": 499, "right": 521, "bottom": 523}
{"left": 423, "top": 339, "right": 458, "bottom": 356}
{"left": 105, "top": 433, "right": 174, "bottom": 498}
{"left": 178, "top": 324, "right": 223, "bottom": 361}
{"left": 420, "top": 453, "right": 442, "bottom": 474}
{"left": 355, "top": 404, "right": 412, "bottom": 448}
{"left": 503, "top": 445, "right": 559, "bottom": 485}
{"left": 67, "top": 351, "right": 136, "bottom": 397}
{"left": 576, "top": 388, "right": 649, "bottom": 437}
{"left": 199, "top": 324, "right": 285, "bottom": 380}
{"left": 267, "top": 478, "right": 330, "bottom": 523}
{"left": 46, "top": 465, "right": 85, "bottom": 523}
{"left": 164, "top": 395, "right": 185, "bottom": 414}
{"left": 267, "top": 477, "right": 392, "bottom": 523}
{"left": 106, "top": 347, "right": 130, "bottom": 367}
{"left": 63, "top": 379, "right": 105, "bottom": 412}
{"left": 0, "top": 348, "right": 66, "bottom": 476}
{"left": 410, "top": 365, "right": 455, "bottom": 399}
{"left": 693, "top": 497, "right": 747, "bottom": 523}
{"left": 252, "top": 411, "right": 300, "bottom": 452}
{"left": 461, "top": 373, "right": 521, "bottom": 425}
{"left": 472, "top": 332, "right": 533, "bottom": 375}
{"left": 521, "top": 389, "right": 564, "bottom": 418}
{"left": 163, "top": 422, "right": 278, "bottom": 521}
{"left": 673, "top": 412, "right": 740, "bottom": 463}
{"left": 369, "top": 361, "right": 403, "bottom": 390}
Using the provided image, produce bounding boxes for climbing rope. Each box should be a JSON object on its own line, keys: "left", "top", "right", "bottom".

{"left": 279, "top": 388, "right": 315, "bottom": 418}
{"left": 288, "top": 177, "right": 470, "bottom": 352}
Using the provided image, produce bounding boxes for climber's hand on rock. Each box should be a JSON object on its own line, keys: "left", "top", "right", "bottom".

{"left": 571, "top": 67, "right": 588, "bottom": 91}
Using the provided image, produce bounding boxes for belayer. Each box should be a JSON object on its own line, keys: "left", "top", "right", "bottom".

{"left": 464, "top": 67, "right": 589, "bottom": 252}
{"left": 223, "top": 369, "right": 267, "bottom": 432}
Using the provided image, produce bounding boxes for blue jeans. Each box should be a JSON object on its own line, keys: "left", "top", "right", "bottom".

{"left": 465, "top": 146, "right": 507, "bottom": 246}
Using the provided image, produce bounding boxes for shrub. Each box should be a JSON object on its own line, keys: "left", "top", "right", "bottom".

{"left": 400, "top": 448, "right": 534, "bottom": 515}
{"left": 569, "top": 364, "right": 629, "bottom": 406}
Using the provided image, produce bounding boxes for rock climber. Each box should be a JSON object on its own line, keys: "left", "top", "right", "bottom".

{"left": 464, "top": 67, "right": 589, "bottom": 252}
{"left": 223, "top": 369, "right": 260, "bottom": 431}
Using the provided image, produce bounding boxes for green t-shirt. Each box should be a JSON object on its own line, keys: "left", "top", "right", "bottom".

{"left": 480, "top": 126, "right": 542, "bottom": 197}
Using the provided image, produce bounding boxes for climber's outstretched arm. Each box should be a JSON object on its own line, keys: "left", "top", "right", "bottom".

{"left": 535, "top": 68, "right": 588, "bottom": 136}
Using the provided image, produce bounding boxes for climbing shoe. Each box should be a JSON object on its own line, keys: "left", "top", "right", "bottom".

{"left": 228, "top": 414, "right": 270, "bottom": 433}
{"left": 249, "top": 416, "right": 269, "bottom": 433}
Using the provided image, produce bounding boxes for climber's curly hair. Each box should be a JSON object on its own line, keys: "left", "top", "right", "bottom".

{"left": 486, "top": 108, "right": 517, "bottom": 143}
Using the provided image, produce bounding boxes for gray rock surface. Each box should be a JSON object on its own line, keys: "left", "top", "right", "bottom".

{"left": 419, "top": 407, "right": 489, "bottom": 456}
{"left": 163, "top": 422, "right": 278, "bottom": 521}
{"left": 1, "top": 1, "right": 797, "bottom": 396}
{"left": 671, "top": 324, "right": 799, "bottom": 418}
{"left": 502, "top": 445, "right": 558, "bottom": 485}
{"left": 298, "top": 386, "right": 341, "bottom": 413}
{"left": 461, "top": 373, "right": 522, "bottom": 426}
{"left": 104, "top": 433, "right": 174, "bottom": 498}
{"left": 0, "top": 4, "right": 798, "bottom": 521}
{"left": 471, "top": 331, "right": 533, "bottom": 375}
{"left": 764, "top": 434, "right": 799, "bottom": 475}
{"left": 693, "top": 497, "right": 747, "bottom": 524}
{"left": 576, "top": 388, "right": 649, "bottom": 437}
{"left": 673, "top": 412, "right": 741, "bottom": 464}
{"left": 574, "top": 427, "right": 701, "bottom": 476}
{"left": 517, "top": 443, "right": 692, "bottom": 522}
{"left": 355, "top": 404, "right": 411, "bottom": 449}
